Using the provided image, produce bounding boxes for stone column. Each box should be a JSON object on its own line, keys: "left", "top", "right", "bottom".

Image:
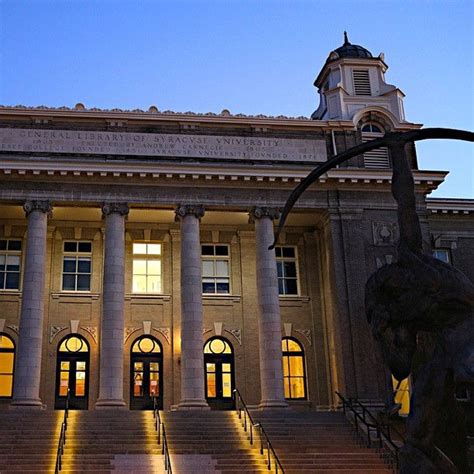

{"left": 95, "top": 202, "right": 129, "bottom": 408}
{"left": 250, "top": 207, "right": 288, "bottom": 409}
{"left": 11, "top": 200, "right": 52, "bottom": 408}
{"left": 175, "top": 205, "right": 208, "bottom": 409}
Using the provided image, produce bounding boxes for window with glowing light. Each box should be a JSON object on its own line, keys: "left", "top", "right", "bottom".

{"left": 132, "top": 243, "right": 162, "bottom": 293}
{"left": 0, "top": 333, "right": 15, "bottom": 397}
{"left": 282, "top": 337, "right": 307, "bottom": 400}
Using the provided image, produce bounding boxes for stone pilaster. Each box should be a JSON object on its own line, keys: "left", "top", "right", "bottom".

{"left": 11, "top": 200, "right": 52, "bottom": 408}
{"left": 175, "top": 205, "right": 209, "bottom": 409}
{"left": 95, "top": 202, "right": 129, "bottom": 408}
{"left": 250, "top": 207, "right": 288, "bottom": 409}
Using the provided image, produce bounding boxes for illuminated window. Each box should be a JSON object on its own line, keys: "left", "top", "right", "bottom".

{"left": 59, "top": 335, "right": 89, "bottom": 353}
{"left": 204, "top": 338, "right": 232, "bottom": 354}
{"left": 433, "top": 249, "right": 451, "bottom": 264}
{"left": 132, "top": 336, "right": 161, "bottom": 353}
{"left": 204, "top": 337, "right": 234, "bottom": 402}
{"left": 202, "top": 245, "right": 230, "bottom": 294}
{"left": 0, "top": 333, "right": 15, "bottom": 397}
{"left": 275, "top": 247, "right": 299, "bottom": 295}
{"left": 392, "top": 376, "right": 410, "bottom": 416}
{"left": 361, "top": 123, "right": 390, "bottom": 169}
{"left": 132, "top": 243, "right": 162, "bottom": 293}
{"left": 0, "top": 239, "right": 21, "bottom": 290}
{"left": 62, "top": 241, "right": 92, "bottom": 291}
{"left": 282, "top": 338, "right": 306, "bottom": 400}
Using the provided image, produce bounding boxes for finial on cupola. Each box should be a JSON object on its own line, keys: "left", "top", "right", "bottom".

{"left": 344, "top": 31, "right": 350, "bottom": 45}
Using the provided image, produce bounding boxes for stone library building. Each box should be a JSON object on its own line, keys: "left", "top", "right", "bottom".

{"left": 0, "top": 36, "right": 473, "bottom": 420}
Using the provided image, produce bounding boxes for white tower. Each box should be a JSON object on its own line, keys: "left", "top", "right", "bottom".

{"left": 312, "top": 32, "right": 406, "bottom": 123}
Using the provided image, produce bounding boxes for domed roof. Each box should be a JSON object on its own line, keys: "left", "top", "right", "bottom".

{"left": 331, "top": 32, "right": 373, "bottom": 61}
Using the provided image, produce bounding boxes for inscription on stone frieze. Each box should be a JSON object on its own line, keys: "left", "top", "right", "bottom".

{"left": 0, "top": 128, "right": 327, "bottom": 163}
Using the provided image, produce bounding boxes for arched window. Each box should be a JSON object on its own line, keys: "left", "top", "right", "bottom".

{"left": 132, "top": 336, "right": 161, "bottom": 354}
{"left": 282, "top": 337, "right": 307, "bottom": 400}
{"left": 0, "top": 333, "right": 15, "bottom": 397}
{"left": 204, "top": 337, "right": 232, "bottom": 355}
{"left": 361, "top": 122, "right": 390, "bottom": 169}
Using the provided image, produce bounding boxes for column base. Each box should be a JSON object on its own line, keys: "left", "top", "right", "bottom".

{"left": 258, "top": 399, "right": 289, "bottom": 410}
{"left": 177, "top": 399, "right": 210, "bottom": 410}
{"left": 10, "top": 398, "right": 45, "bottom": 410}
{"left": 95, "top": 399, "right": 127, "bottom": 409}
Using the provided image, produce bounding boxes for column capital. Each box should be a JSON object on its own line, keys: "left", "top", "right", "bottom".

{"left": 101, "top": 202, "right": 129, "bottom": 217}
{"left": 175, "top": 204, "right": 205, "bottom": 221}
{"left": 249, "top": 206, "right": 280, "bottom": 223}
{"left": 23, "top": 200, "right": 53, "bottom": 217}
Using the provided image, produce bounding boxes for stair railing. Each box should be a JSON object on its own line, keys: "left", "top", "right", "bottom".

{"left": 54, "top": 388, "right": 70, "bottom": 473}
{"left": 335, "top": 391, "right": 400, "bottom": 469}
{"left": 153, "top": 396, "right": 172, "bottom": 473}
{"left": 233, "top": 389, "right": 285, "bottom": 473}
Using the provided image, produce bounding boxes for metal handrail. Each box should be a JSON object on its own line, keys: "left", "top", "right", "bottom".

{"left": 335, "top": 391, "right": 400, "bottom": 468}
{"left": 153, "top": 397, "right": 172, "bottom": 473}
{"left": 233, "top": 389, "right": 285, "bottom": 473}
{"left": 54, "top": 389, "right": 70, "bottom": 473}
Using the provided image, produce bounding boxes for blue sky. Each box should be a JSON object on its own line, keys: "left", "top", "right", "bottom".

{"left": 1, "top": 0, "right": 472, "bottom": 198}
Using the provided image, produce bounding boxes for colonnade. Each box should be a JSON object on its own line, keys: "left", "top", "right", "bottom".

{"left": 10, "top": 200, "right": 287, "bottom": 410}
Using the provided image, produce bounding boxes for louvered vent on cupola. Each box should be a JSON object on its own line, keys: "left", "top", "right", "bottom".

{"left": 353, "top": 69, "right": 371, "bottom": 96}
{"left": 361, "top": 123, "right": 390, "bottom": 169}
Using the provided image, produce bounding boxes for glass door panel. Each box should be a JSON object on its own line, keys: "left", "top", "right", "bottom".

{"left": 130, "top": 356, "right": 162, "bottom": 410}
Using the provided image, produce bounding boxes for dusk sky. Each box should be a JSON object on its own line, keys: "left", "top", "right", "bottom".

{"left": 1, "top": 0, "right": 472, "bottom": 198}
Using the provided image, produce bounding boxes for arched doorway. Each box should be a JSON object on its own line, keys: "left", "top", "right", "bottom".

{"left": 55, "top": 334, "right": 89, "bottom": 410}
{"left": 130, "top": 335, "right": 163, "bottom": 410}
{"left": 204, "top": 337, "right": 235, "bottom": 410}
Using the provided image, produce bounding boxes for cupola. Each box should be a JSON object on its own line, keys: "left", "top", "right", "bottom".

{"left": 311, "top": 33, "right": 406, "bottom": 124}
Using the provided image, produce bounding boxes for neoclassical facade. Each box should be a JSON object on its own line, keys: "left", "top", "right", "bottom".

{"left": 0, "top": 36, "right": 473, "bottom": 412}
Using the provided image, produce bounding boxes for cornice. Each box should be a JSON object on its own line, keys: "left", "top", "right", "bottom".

{"left": 0, "top": 106, "right": 366, "bottom": 132}
{"left": 426, "top": 198, "right": 474, "bottom": 215}
{"left": 0, "top": 153, "right": 447, "bottom": 194}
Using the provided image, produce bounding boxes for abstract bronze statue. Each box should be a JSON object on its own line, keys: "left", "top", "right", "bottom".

{"left": 271, "top": 128, "right": 474, "bottom": 473}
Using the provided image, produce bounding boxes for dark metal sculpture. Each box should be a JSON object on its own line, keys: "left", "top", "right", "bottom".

{"left": 271, "top": 128, "right": 474, "bottom": 473}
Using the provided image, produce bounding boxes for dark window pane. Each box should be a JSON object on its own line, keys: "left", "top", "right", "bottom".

{"left": 286, "top": 279, "right": 298, "bottom": 295}
{"left": 64, "top": 242, "right": 77, "bottom": 252}
{"left": 77, "top": 275, "right": 90, "bottom": 291}
{"left": 202, "top": 282, "right": 215, "bottom": 293}
{"left": 215, "top": 245, "right": 228, "bottom": 256}
{"left": 0, "top": 241, "right": 6, "bottom": 250}
{"left": 63, "top": 274, "right": 76, "bottom": 290}
{"left": 78, "top": 242, "right": 92, "bottom": 253}
{"left": 63, "top": 258, "right": 76, "bottom": 273}
{"left": 5, "top": 273, "right": 19, "bottom": 290}
{"left": 284, "top": 262, "right": 297, "bottom": 278}
{"left": 7, "top": 240, "right": 21, "bottom": 251}
{"left": 77, "top": 259, "right": 91, "bottom": 273}
{"left": 278, "top": 279, "right": 284, "bottom": 295}
{"left": 276, "top": 262, "right": 283, "bottom": 277}
{"left": 0, "top": 272, "right": 4, "bottom": 289}
{"left": 202, "top": 245, "right": 214, "bottom": 256}
{"left": 282, "top": 247, "right": 295, "bottom": 258}
{"left": 275, "top": 247, "right": 282, "bottom": 257}
{"left": 216, "top": 282, "right": 230, "bottom": 293}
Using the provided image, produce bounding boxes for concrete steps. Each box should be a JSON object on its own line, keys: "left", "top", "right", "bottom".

{"left": 251, "top": 411, "right": 396, "bottom": 473}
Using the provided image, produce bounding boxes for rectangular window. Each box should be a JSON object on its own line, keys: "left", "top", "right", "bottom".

{"left": 275, "top": 246, "right": 299, "bottom": 295}
{"left": 352, "top": 69, "right": 371, "bottom": 96}
{"left": 433, "top": 249, "right": 451, "bottom": 264}
{"left": 132, "top": 242, "right": 162, "bottom": 293}
{"left": 62, "top": 241, "right": 92, "bottom": 291}
{"left": 202, "top": 244, "right": 230, "bottom": 294}
{"left": 0, "top": 239, "right": 22, "bottom": 290}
